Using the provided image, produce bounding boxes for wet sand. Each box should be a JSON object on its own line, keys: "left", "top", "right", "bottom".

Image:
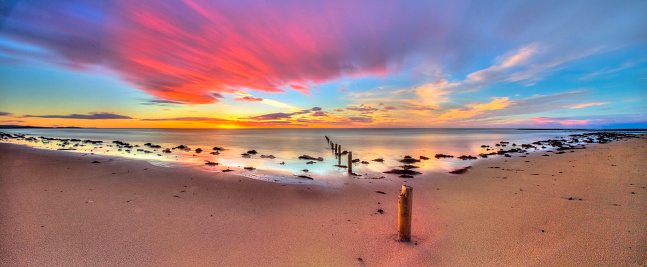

{"left": 1, "top": 137, "right": 645, "bottom": 266}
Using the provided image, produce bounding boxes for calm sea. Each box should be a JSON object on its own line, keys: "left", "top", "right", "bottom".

{"left": 1, "top": 128, "right": 588, "bottom": 184}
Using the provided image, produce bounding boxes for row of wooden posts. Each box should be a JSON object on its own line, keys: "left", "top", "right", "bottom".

{"left": 324, "top": 135, "right": 413, "bottom": 242}
{"left": 325, "top": 135, "right": 353, "bottom": 174}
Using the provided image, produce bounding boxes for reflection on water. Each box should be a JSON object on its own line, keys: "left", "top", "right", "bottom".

{"left": 0, "top": 128, "right": 588, "bottom": 183}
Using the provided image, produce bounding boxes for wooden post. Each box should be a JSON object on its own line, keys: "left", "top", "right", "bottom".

{"left": 398, "top": 185, "right": 413, "bottom": 242}
{"left": 348, "top": 151, "right": 353, "bottom": 173}
{"left": 338, "top": 148, "right": 342, "bottom": 165}
{"left": 334, "top": 144, "right": 337, "bottom": 157}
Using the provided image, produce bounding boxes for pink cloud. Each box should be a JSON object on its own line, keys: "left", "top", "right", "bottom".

{"left": 532, "top": 117, "right": 589, "bottom": 126}
{"left": 234, "top": 96, "right": 264, "bottom": 102}
{"left": 3, "top": 0, "right": 447, "bottom": 104}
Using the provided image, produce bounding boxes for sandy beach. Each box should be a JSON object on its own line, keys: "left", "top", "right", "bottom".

{"left": 1, "top": 137, "right": 645, "bottom": 266}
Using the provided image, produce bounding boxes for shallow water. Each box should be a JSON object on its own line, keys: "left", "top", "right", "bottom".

{"left": 1, "top": 128, "right": 589, "bottom": 183}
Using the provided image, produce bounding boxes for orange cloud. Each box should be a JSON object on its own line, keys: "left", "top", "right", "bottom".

{"left": 570, "top": 102, "right": 608, "bottom": 109}
{"left": 437, "top": 97, "right": 510, "bottom": 121}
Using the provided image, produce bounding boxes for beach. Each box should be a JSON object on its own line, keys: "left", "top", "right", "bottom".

{"left": 1, "top": 136, "right": 645, "bottom": 266}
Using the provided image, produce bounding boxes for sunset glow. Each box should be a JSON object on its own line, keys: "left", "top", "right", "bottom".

{"left": 1, "top": 0, "right": 645, "bottom": 128}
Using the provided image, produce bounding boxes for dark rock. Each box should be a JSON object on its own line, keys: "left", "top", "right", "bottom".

{"left": 435, "top": 154, "right": 454, "bottom": 159}
{"left": 399, "top": 156, "right": 420, "bottom": 163}
{"left": 92, "top": 161, "right": 100, "bottom": 163}
{"left": 449, "top": 166, "right": 471, "bottom": 174}
{"left": 299, "top": 155, "right": 323, "bottom": 161}
{"left": 295, "top": 175, "right": 313, "bottom": 180}
{"left": 384, "top": 169, "right": 422, "bottom": 175}
{"left": 400, "top": 165, "right": 420, "bottom": 169}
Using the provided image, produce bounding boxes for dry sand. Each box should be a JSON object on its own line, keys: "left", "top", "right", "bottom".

{"left": 1, "top": 137, "right": 646, "bottom": 266}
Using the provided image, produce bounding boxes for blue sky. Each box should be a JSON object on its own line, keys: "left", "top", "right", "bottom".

{"left": 0, "top": 0, "right": 645, "bottom": 128}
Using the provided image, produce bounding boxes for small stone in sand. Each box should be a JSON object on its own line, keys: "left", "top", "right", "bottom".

{"left": 92, "top": 161, "right": 100, "bottom": 163}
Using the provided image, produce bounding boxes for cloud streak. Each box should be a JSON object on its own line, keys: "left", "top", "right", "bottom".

{"left": 24, "top": 112, "right": 133, "bottom": 120}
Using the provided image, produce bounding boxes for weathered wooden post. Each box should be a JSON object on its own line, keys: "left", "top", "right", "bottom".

{"left": 348, "top": 151, "right": 353, "bottom": 173}
{"left": 334, "top": 144, "right": 338, "bottom": 157}
{"left": 398, "top": 185, "right": 413, "bottom": 242}
{"left": 338, "top": 147, "right": 342, "bottom": 165}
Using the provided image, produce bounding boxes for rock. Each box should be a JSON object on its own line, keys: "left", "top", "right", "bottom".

{"left": 260, "top": 155, "right": 276, "bottom": 159}
{"left": 457, "top": 155, "right": 477, "bottom": 160}
{"left": 301, "top": 169, "right": 309, "bottom": 172}
{"left": 195, "top": 148, "right": 202, "bottom": 153}
{"left": 213, "top": 147, "right": 224, "bottom": 151}
{"left": 377, "top": 209, "right": 384, "bottom": 214}
{"left": 399, "top": 174, "right": 414, "bottom": 178}
{"left": 244, "top": 167, "right": 256, "bottom": 171}
{"left": 435, "top": 154, "right": 454, "bottom": 159}
{"left": 399, "top": 156, "right": 420, "bottom": 163}
{"left": 361, "top": 161, "right": 369, "bottom": 164}
{"left": 419, "top": 156, "right": 430, "bottom": 160}
{"left": 295, "top": 175, "right": 313, "bottom": 180}
{"left": 247, "top": 150, "right": 258, "bottom": 154}
{"left": 400, "top": 165, "right": 419, "bottom": 169}
{"left": 449, "top": 166, "right": 471, "bottom": 174}
{"left": 205, "top": 161, "right": 218, "bottom": 165}
{"left": 92, "top": 161, "right": 100, "bottom": 163}
{"left": 210, "top": 151, "right": 220, "bottom": 155}
{"left": 371, "top": 158, "right": 384, "bottom": 162}
{"left": 384, "top": 169, "right": 422, "bottom": 175}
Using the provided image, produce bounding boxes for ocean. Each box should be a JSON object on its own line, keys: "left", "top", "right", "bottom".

{"left": 0, "top": 128, "right": 591, "bottom": 184}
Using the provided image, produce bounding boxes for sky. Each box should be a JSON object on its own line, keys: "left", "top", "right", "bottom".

{"left": 0, "top": 0, "right": 646, "bottom": 129}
